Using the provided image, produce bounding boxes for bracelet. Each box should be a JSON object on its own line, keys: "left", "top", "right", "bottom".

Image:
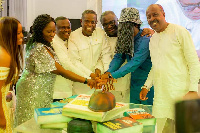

{"left": 141, "top": 85, "right": 149, "bottom": 91}
{"left": 84, "top": 78, "right": 88, "bottom": 84}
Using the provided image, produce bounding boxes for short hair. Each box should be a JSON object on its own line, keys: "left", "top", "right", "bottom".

{"left": 0, "top": 17, "right": 23, "bottom": 85}
{"left": 81, "top": 10, "right": 97, "bottom": 20}
{"left": 55, "top": 16, "right": 68, "bottom": 24}
{"left": 26, "top": 14, "right": 55, "bottom": 51}
{"left": 100, "top": 11, "right": 116, "bottom": 24}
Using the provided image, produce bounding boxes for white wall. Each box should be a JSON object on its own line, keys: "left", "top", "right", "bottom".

{"left": 26, "top": 0, "right": 87, "bottom": 31}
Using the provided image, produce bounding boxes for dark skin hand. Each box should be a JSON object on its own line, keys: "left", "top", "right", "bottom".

{"left": 141, "top": 28, "right": 155, "bottom": 37}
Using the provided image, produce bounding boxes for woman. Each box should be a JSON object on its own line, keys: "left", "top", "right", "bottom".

{"left": 0, "top": 17, "right": 24, "bottom": 132}
{"left": 15, "top": 14, "right": 95, "bottom": 126}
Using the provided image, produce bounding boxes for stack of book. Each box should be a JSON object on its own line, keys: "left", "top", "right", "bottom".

{"left": 62, "top": 94, "right": 129, "bottom": 122}
{"left": 123, "top": 108, "right": 156, "bottom": 133}
{"left": 34, "top": 106, "right": 73, "bottom": 129}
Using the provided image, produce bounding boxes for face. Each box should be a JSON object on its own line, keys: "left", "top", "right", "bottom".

{"left": 42, "top": 21, "right": 56, "bottom": 42}
{"left": 17, "top": 23, "right": 23, "bottom": 45}
{"left": 56, "top": 19, "right": 71, "bottom": 41}
{"left": 81, "top": 13, "right": 97, "bottom": 36}
{"left": 102, "top": 13, "right": 118, "bottom": 37}
{"left": 178, "top": 0, "right": 200, "bottom": 20}
{"left": 146, "top": 5, "right": 167, "bottom": 33}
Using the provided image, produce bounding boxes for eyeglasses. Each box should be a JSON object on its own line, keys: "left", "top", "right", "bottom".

{"left": 102, "top": 20, "right": 116, "bottom": 28}
{"left": 177, "top": 0, "right": 200, "bottom": 11}
{"left": 83, "top": 20, "right": 97, "bottom": 25}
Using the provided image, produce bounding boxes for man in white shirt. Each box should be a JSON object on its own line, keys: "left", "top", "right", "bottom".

{"left": 140, "top": 4, "right": 200, "bottom": 132}
{"left": 68, "top": 10, "right": 112, "bottom": 95}
{"left": 100, "top": 11, "right": 131, "bottom": 103}
{"left": 52, "top": 16, "right": 89, "bottom": 101}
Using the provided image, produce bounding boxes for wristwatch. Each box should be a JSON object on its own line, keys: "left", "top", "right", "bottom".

{"left": 84, "top": 78, "right": 88, "bottom": 84}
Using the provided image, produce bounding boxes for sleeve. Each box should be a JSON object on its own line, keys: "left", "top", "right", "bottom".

{"left": 144, "top": 67, "right": 154, "bottom": 91}
{"left": 107, "top": 53, "right": 126, "bottom": 73}
{"left": 68, "top": 34, "right": 93, "bottom": 77}
{"left": 96, "top": 32, "right": 112, "bottom": 72}
{"left": 32, "top": 46, "right": 57, "bottom": 73}
{"left": 178, "top": 27, "right": 200, "bottom": 92}
{"left": 111, "top": 38, "right": 151, "bottom": 79}
{"left": 0, "top": 67, "right": 10, "bottom": 80}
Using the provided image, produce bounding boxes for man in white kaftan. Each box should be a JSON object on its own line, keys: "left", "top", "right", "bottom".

{"left": 140, "top": 4, "right": 200, "bottom": 132}
{"left": 100, "top": 11, "right": 131, "bottom": 103}
{"left": 68, "top": 10, "right": 112, "bottom": 95}
{"left": 52, "top": 17, "right": 89, "bottom": 100}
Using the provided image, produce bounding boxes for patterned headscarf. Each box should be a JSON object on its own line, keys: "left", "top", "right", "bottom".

{"left": 115, "top": 7, "right": 142, "bottom": 57}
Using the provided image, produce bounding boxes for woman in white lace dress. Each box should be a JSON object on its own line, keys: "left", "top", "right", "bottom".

{"left": 0, "top": 17, "right": 24, "bottom": 133}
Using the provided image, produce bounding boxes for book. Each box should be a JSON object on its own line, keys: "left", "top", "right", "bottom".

{"left": 34, "top": 106, "right": 73, "bottom": 124}
{"left": 123, "top": 109, "right": 156, "bottom": 133}
{"left": 40, "top": 122, "right": 68, "bottom": 129}
{"left": 62, "top": 94, "right": 129, "bottom": 122}
{"left": 51, "top": 95, "right": 78, "bottom": 107}
{"left": 97, "top": 117, "right": 143, "bottom": 133}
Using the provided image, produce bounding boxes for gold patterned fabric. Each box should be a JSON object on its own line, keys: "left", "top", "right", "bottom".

{"left": 0, "top": 67, "right": 12, "bottom": 133}
{"left": 15, "top": 43, "right": 59, "bottom": 126}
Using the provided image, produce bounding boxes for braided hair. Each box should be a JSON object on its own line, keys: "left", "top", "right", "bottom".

{"left": 26, "top": 14, "right": 55, "bottom": 51}
{"left": 115, "top": 22, "right": 134, "bottom": 56}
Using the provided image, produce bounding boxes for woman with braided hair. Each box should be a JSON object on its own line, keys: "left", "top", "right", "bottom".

{"left": 15, "top": 14, "right": 95, "bottom": 126}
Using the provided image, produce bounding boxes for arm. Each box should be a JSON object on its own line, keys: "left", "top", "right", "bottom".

{"left": 107, "top": 53, "right": 126, "bottom": 73}
{"left": 178, "top": 28, "right": 200, "bottom": 92}
{"left": 97, "top": 33, "right": 112, "bottom": 72}
{"left": 178, "top": 28, "right": 200, "bottom": 98}
{"left": 110, "top": 38, "right": 151, "bottom": 79}
{"left": 0, "top": 48, "right": 11, "bottom": 129}
{"left": 44, "top": 47, "right": 95, "bottom": 88}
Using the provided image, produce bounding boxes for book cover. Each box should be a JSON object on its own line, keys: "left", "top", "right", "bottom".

{"left": 51, "top": 95, "right": 78, "bottom": 107}
{"left": 62, "top": 94, "right": 129, "bottom": 122}
{"left": 34, "top": 106, "right": 73, "bottom": 124}
{"left": 123, "top": 109, "right": 156, "bottom": 125}
{"left": 97, "top": 117, "right": 143, "bottom": 133}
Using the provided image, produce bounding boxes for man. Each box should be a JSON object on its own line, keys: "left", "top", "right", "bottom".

{"left": 100, "top": 11, "right": 131, "bottom": 103}
{"left": 52, "top": 17, "right": 89, "bottom": 101}
{"left": 101, "top": 8, "right": 154, "bottom": 105}
{"left": 100, "top": 10, "right": 154, "bottom": 104}
{"left": 68, "top": 10, "right": 112, "bottom": 95}
{"left": 140, "top": 4, "right": 200, "bottom": 132}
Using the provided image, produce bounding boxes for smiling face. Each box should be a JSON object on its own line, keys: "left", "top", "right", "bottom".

{"left": 17, "top": 23, "right": 24, "bottom": 45}
{"left": 42, "top": 21, "right": 56, "bottom": 42}
{"left": 146, "top": 4, "right": 168, "bottom": 33}
{"left": 56, "top": 19, "right": 71, "bottom": 41}
{"left": 102, "top": 13, "right": 118, "bottom": 37}
{"left": 81, "top": 13, "right": 97, "bottom": 37}
{"left": 177, "top": 0, "right": 200, "bottom": 20}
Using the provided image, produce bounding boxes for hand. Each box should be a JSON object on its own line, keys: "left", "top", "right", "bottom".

{"left": 183, "top": 91, "right": 199, "bottom": 100}
{"left": 95, "top": 68, "right": 101, "bottom": 77}
{"left": 140, "top": 88, "right": 149, "bottom": 101}
{"left": 87, "top": 79, "right": 96, "bottom": 89}
{"left": 141, "top": 28, "right": 155, "bottom": 37}
{"left": 6, "top": 92, "right": 13, "bottom": 102}
{"left": 101, "top": 72, "right": 111, "bottom": 80}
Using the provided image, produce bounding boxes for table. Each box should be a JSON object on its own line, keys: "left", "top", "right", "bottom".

{"left": 14, "top": 103, "right": 156, "bottom": 133}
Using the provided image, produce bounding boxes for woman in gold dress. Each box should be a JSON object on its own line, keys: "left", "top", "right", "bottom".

{"left": 0, "top": 17, "right": 24, "bottom": 133}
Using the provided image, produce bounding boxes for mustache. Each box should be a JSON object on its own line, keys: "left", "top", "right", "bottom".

{"left": 150, "top": 19, "right": 159, "bottom": 25}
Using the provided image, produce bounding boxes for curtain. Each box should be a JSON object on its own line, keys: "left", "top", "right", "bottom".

{"left": 9, "top": 0, "right": 27, "bottom": 30}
